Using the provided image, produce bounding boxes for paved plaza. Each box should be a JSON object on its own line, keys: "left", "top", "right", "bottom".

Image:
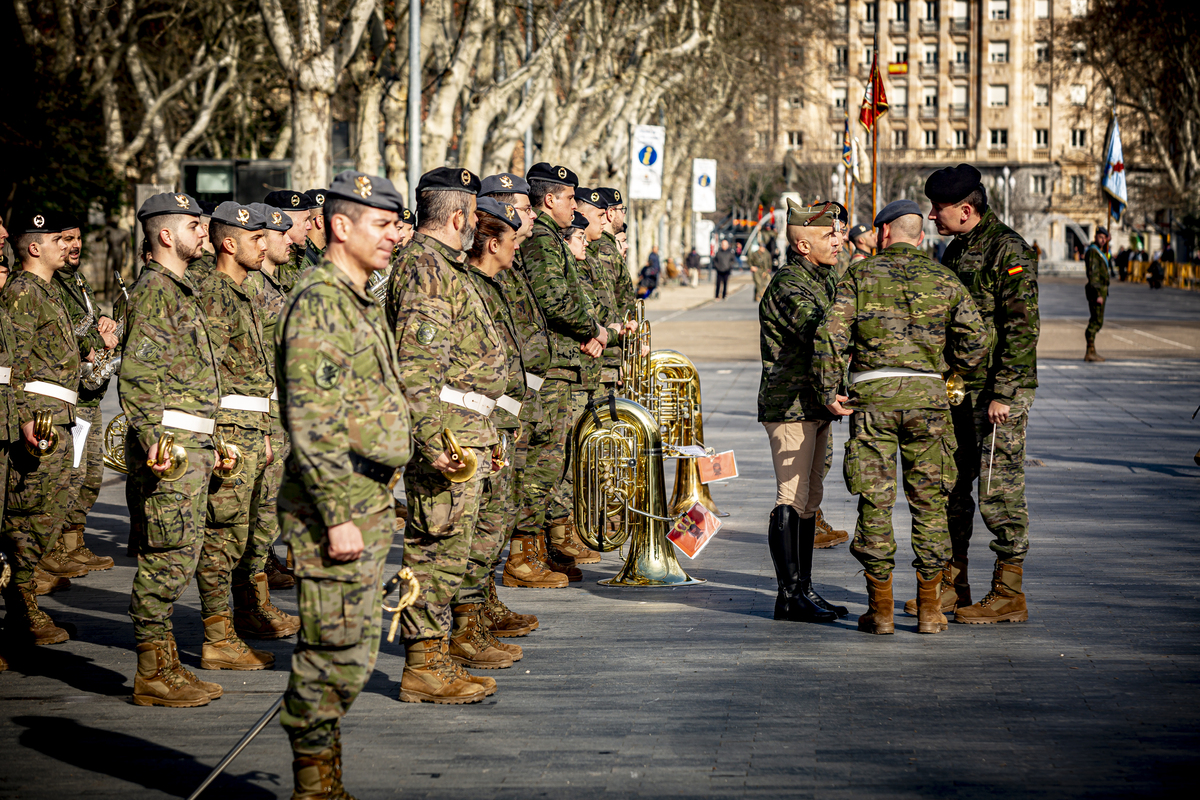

{"left": 1, "top": 278, "right": 1198, "bottom": 799}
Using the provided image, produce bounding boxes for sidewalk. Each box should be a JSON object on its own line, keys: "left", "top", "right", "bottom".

{"left": 643, "top": 271, "right": 753, "bottom": 316}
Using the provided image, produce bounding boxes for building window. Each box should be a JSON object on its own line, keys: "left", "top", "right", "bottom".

{"left": 1035, "top": 128, "right": 1049, "bottom": 147}
{"left": 989, "top": 0, "right": 1009, "bottom": 20}
{"left": 954, "top": 129, "right": 968, "bottom": 148}
{"left": 924, "top": 129, "right": 938, "bottom": 149}
{"left": 955, "top": 47, "right": 969, "bottom": 65}
{"left": 833, "top": 130, "right": 843, "bottom": 147}
{"left": 864, "top": 46, "right": 876, "bottom": 64}
{"left": 788, "top": 130, "right": 804, "bottom": 148}
{"left": 790, "top": 46, "right": 805, "bottom": 67}
{"left": 1070, "top": 175, "right": 1086, "bottom": 195}
{"left": 1035, "top": 0, "right": 1050, "bottom": 18}
{"left": 833, "top": 87, "right": 848, "bottom": 108}
{"left": 894, "top": 47, "right": 909, "bottom": 63}
{"left": 835, "top": 46, "right": 849, "bottom": 67}
{"left": 1034, "top": 84, "right": 1050, "bottom": 106}
{"left": 925, "top": 0, "right": 938, "bottom": 20}
{"left": 866, "top": 1, "right": 878, "bottom": 22}
{"left": 1070, "top": 84, "right": 1087, "bottom": 105}
{"left": 988, "top": 84, "right": 1009, "bottom": 107}
{"left": 895, "top": 1, "right": 909, "bottom": 22}
{"left": 989, "top": 41, "right": 1010, "bottom": 63}
{"left": 1072, "top": 42, "right": 1086, "bottom": 64}
{"left": 788, "top": 93, "right": 805, "bottom": 109}
{"left": 757, "top": 131, "right": 771, "bottom": 150}
{"left": 1070, "top": 0, "right": 1088, "bottom": 17}
{"left": 923, "top": 86, "right": 939, "bottom": 107}
{"left": 1031, "top": 175, "right": 1047, "bottom": 194}
{"left": 893, "top": 85, "right": 909, "bottom": 111}
{"left": 894, "top": 129, "right": 908, "bottom": 149}
{"left": 1035, "top": 42, "right": 1050, "bottom": 63}
{"left": 990, "top": 129, "right": 1008, "bottom": 148}
{"left": 1071, "top": 128, "right": 1087, "bottom": 147}
{"left": 924, "top": 44, "right": 939, "bottom": 64}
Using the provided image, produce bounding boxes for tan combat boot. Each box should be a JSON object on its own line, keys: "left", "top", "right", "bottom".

{"left": 955, "top": 562, "right": 1028, "bottom": 624}
{"left": 857, "top": 573, "right": 895, "bottom": 635}
{"left": 915, "top": 571, "right": 949, "bottom": 634}
{"left": 1084, "top": 340, "right": 1105, "bottom": 362}
{"left": 132, "top": 639, "right": 211, "bottom": 708}
{"left": 546, "top": 516, "right": 601, "bottom": 564}
{"left": 904, "top": 558, "right": 969, "bottom": 616}
{"left": 502, "top": 535, "right": 568, "bottom": 588}
{"left": 5, "top": 585, "right": 69, "bottom": 645}
{"left": 166, "top": 634, "right": 223, "bottom": 700}
{"left": 200, "top": 612, "right": 275, "bottom": 670}
{"left": 265, "top": 550, "right": 296, "bottom": 590}
{"left": 291, "top": 746, "right": 357, "bottom": 799}
{"left": 62, "top": 524, "right": 114, "bottom": 571}
{"left": 234, "top": 572, "right": 301, "bottom": 639}
{"left": 37, "top": 539, "right": 88, "bottom": 579}
{"left": 398, "top": 639, "right": 486, "bottom": 704}
{"left": 32, "top": 566, "right": 70, "bottom": 596}
{"left": 483, "top": 573, "right": 538, "bottom": 636}
{"left": 447, "top": 604, "right": 514, "bottom": 669}
{"left": 814, "top": 509, "right": 849, "bottom": 548}
{"left": 537, "top": 533, "right": 582, "bottom": 582}
{"left": 480, "top": 621, "right": 523, "bottom": 662}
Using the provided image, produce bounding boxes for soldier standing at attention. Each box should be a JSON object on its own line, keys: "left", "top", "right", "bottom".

{"left": 275, "top": 171, "right": 410, "bottom": 796}
{"left": 387, "top": 167, "right": 507, "bottom": 703}
{"left": 264, "top": 190, "right": 320, "bottom": 292}
{"left": 578, "top": 188, "right": 626, "bottom": 392}
{"left": 121, "top": 193, "right": 227, "bottom": 707}
{"left": 757, "top": 201, "right": 846, "bottom": 625}
{"left": 815, "top": 200, "right": 988, "bottom": 636}
{"left": 847, "top": 224, "right": 876, "bottom": 264}
{"left": 302, "top": 188, "right": 329, "bottom": 266}
{"left": 1084, "top": 226, "right": 1110, "bottom": 362}
{"left": 0, "top": 212, "right": 81, "bottom": 647}
{"left": 923, "top": 164, "right": 1040, "bottom": 624}
{"left": 597, "top": 188, "right": 636, "bottom": 320}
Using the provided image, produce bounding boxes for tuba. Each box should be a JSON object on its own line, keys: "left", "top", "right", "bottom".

{"left": 81, "top": 270, "right": 130, "bottom": 391}
{"left": 619, "top": 300, "right": 653, "bottom": 404}
{"left": 573, "top": 395, "right": 702, "bottom": 587}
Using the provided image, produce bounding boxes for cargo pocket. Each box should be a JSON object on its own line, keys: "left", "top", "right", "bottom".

{"left": 207, "top": 472, "right": 251, "bottom": 527}
{"left": 939, "top": 437, "right": 959, "bottom": 492}
{"left": 297, "top": 573, "right": 370, "bottom": 648}
{"left": 144, "top": 490, "right": 190, "bottom": 549}
{"left": 843, "top": 440, "right": 871, "bottom": 495}
{"left": 6, "top": 459, "right": 49, "bottom": 513}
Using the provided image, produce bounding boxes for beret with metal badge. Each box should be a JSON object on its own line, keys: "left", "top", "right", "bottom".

{"left": 263, "top": 189, "right": 319, "bottom": 211}
{"left": 137, "top": 192, "right": 204, "bottom": 221}
{"left": 785, "top": 198, "right": 838, "bottom": 228}
{"left": 15, "top": 211, "right": 73, "bottom": 234}
{"left": 527, "top": 162, "right": 578, "bottom": 188}
{"left": 304, "top": 188, "right": 328, "bottom": 208}
{"left": 250, "top": 203, "right": 293, "bottom": 233}
{"left": 924, "top": 163, "right": 983, "bottom": 204}
{"left": 476, "top": 197, "right": 521, "bottom": 232}
{"left": 596, "top": 187, "right": 623, "bottom": 206}
{"left": 575, "top": 187, "right": 609, "bottom": 209}
{"left": 211, "top": 201, "right": 267, "bottom": 231}
{"left": 848, "top": 223, "right": 871, "bottom": 242}
{"left": 327, "top": 170, "right": 407, "bottom": 211}
{"left": 569, "top": 211, "right": 588, "bottom": 231}
{"left": 873, "top": 199, "right": 924, "bottom": 227}
{"left": 480, "top": 173, "right": 531, "bottom": 197}
{"left": 399, "top": 208, "right": 416, "bottom": 226}
{"left": 416, "top": 167, "right": 481, "bottom": 195}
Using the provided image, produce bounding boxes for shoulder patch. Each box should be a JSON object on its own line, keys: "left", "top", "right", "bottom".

{"left": 1007, "top": 266, "right": 1023, "bottom": 276}
{"left": 314, "top": 353, "right": 341, "bottom": 389}
{"left": 416, "top": 321, "right": 437, "bottom": 345}
{"left": 134, "top": 338, "right": 161, "bottom": 361}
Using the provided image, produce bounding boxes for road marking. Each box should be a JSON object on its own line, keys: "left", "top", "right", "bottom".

{"left": 1107, "top": 322, "right": 1196, "bottom": 350}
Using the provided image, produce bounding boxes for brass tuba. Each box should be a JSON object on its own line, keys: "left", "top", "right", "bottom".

{"left": 572, "top": 395, "right": 702, "bottom": 587}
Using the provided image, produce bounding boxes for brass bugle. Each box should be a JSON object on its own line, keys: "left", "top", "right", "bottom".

{"left": 441, "top": 428, "right": 477, "bottom": 483}
{"left": 945, "top": 374, "right": 966, "bottom": 406}
{"left": 212, "top": 430, "right": 245, "bottom": 479}
{"left": 148, "top": 431, "right": 189, "bottom": 482}
{"left": 24, "top": 410, "right": 60, "bottom": 458}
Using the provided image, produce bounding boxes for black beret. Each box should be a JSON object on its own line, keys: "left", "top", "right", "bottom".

{"left": 264, "top": 189, "right": 319, "bottom": 211}
{"left": 476, "top": 197, "right": 521, "bottom": 231}
{"left": 13, "top": 211, "right": 72, "bottom": 235}
{"left": 1096, "top": 226, "right": 1109, "bottom": 237}
{"left": 137, "top": 192, "right": 204, "bottom": 221}
{"left": 197, "top": 199, "right": 218, "bottom": 216}
{"left": 596, "top": 187, "right": 624, "bottom": 206}
{"left": 848, "top": 223, "right": 871, "bottom": 242}
{"left": 211, "top": 201, "right": 267, "bottom": 231}
{"left": 417, "top": 167, "right": 480, "bottom": 195}
{"left": 400, "top": 208, "right": 416, "bottom": 225}
{"left": 527, "top": 162, "right": 578, "bottom": 188}
{"left": 569, "top": 211, "right": 588, "bottom": 231}
{"left": 924, "top": 163, "right": 983, "bottom": 204}
{"left": 327, "top": 170, "right": 406, "bottom": 211}
{"left": 250, "top": 203, "right": 293, "bottom": 233}
{"left": 873, "top": 199, "right": 923, "bottom": 227}
{"left": 575, "top": 187, "right": 609, "bottom": 209}
{"left": 480, "top": 173, "right": 530, "bottom": 197}
{"left": 304, "top": 188, "right": 329, "bottom": 207}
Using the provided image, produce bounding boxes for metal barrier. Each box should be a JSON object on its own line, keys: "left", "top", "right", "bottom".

{"left": 1124, "top": 261, "right": 1198, "bottom": 291}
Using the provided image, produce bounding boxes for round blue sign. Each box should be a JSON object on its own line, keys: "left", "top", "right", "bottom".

{"left": 698, "top": 174, "right": 712, "bottom": 187}
{"left": 638, "top": 146, "right": 658, "bottom": 166}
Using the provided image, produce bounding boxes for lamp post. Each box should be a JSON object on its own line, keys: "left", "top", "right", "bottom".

{"left": 1002, "top": 165, "right": 1012, "bottom": 227}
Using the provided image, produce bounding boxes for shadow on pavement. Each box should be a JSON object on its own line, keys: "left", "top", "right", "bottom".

{"left": 5, "top": 645, "right": 130, "bottom": 697}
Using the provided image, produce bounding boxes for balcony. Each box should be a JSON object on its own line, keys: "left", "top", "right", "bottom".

{"left": 951, "top": 18, "right": 970, "bottom": 34}
{"left": 920, "top": 19, "right": 939, "bottom": 34}
{"left": 950, "top": 61, "right": 969, "bottom": 75}
{"left": 1033, "top": 148, "right": 1051, "bottom": 160}
{"left": 919, "top": 105, "right": 939, "bottom": 119}
{"left": 860, "top": 20, "right": 876, "bottom": 36}
{"left": 988, "top": 148, "right": 1009, "bottom": 159}
{"left": 890, "top": 19, "right": 909, "bottom": 35}
{"left": 829, "top": 106, "right": 849, "bottom": 120}
{"left": 891, "top": 104, "right": 909, "bottom": 117}
{"left": 950, "top": 103, "right": 969, "bottom": 118}
{"left": 919, "top": 61, "right": 939, "bottom": 76}
{"left": 830, "top": 63, "right": 849, "bottom": 77}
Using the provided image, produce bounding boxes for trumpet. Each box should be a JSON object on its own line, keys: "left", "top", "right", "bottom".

{"left": 212, "top": 430, "right": 245, "bottom": 479}
{"left": 441, "top": 428, "right": 478, "bottom": 483}
{"left": 24, "top": 410, "right": 60, "bottom": 458}
{"left": 945, "top": 374, "right": 966, "bottom": 406}
{"left": 148, "top": 431, "right": 189, "bottom": 482}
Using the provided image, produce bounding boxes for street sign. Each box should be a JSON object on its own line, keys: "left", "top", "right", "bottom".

{"left": 629, "top": 124, "right": 666, "bottom": 200}
{"left": 692, "top": 158, "right": 716, "bottom": 213}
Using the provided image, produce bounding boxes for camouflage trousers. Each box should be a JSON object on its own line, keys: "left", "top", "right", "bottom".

{"left": 514, "top": 379, "right": 575, "bottom": 538}
{"left": 2, "top": 434, "right": 80, "bottom": 588}
{"left": 399, "top": 454, "right": 488, "bottom": 643}
{"left": 280, "top": 506, "right": 390, "bottom": 755}
{"left": 242, "top": 420, "right": 290, "bottom": 578}
{"left": 1085, "top": 286, "right": 1106, "bottom": 341}
{"left": 197, "top": 425, "right": 268, "bottom": 616}
{"left": 844, "top": 408, "right": 957, "bottom": 579}
{"left": 948, "top": 388, "right": 1034, "bottom": 565}
{"left": 546, "top": 388, "right": 591, "bottom": 523}
{"left": 128, "top": 445, "right": 218, "bottom": 642}
{"left": 65, "top": 404, "right": 104, "bottom": 529}
{"left": 457, "top": 445, "right": 517, "bottom": 604}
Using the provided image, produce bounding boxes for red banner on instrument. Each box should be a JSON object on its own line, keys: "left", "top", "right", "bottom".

{"left": 697, "top": 450, "right": 737, "bottom": 484}
{"left": 667, "top": 502, "right": 723, "bottom": 559}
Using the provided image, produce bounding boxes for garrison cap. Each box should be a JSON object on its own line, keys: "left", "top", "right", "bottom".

{"left": 848, "top": 223, "right": 871, "bottom": 242}
{"left": 211, "top": 201, "right": 266, "bottom": 231}
{"left": 527, "top": 162, "right": 578, "bottom": 188}
{"left": 811, "top": 199, "right": 849, "bottom": 225}
{"left": 569, "top": 211, "right": 588, "bottom": 231}
{"left": 264, "top": 189, "right": 319, "bottom": 211}
{"left": 480, "top": 173, "right": 530, "bottom": 197}
{"left": 575, "top": 187, "right": 609, "bottom": 209}
{"left": 417, "top": 167, "right": 481, "bottom": 195}
{"left": 924, "top": 163, "right": 983, "bottom": 204}
{"left": 596, "top": 187, "right": 623, "bottom": 206}
{"left": 14, "top": 211, "right": 73, "bottom": 234}
{"left": 1096, "top": 226, "right": 1109, "bottom": 237}
{"left": 250, "top": 203, "right": 293, "bottom": 233}
{"left": 137, "top": 192, "right": 204, "bottom": 221}
{"left": 873, "top": 199, "right": 923, "bottom": 227}
{"left": 785, "top": 198, "right": 838, "bottom": 228}
{"left": 327, "top": 170, "right": 407, "bottom": 211}
{"left": 304, "top": 188, "right": 328, "bottom": 208}
{"left": 476, "top": 197, "right": 521, "bottom": 232}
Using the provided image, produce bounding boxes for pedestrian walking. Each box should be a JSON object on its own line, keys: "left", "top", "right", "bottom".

{"left": 713, "top": 239, "right": 736, "bottom": 300}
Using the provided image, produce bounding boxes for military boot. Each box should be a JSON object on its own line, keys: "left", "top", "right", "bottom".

{"left": 814, "top": 509, "right": 849, "bottom": 548}
{"left": 904, "top": 558, "right": 969, "bottom": 616}
{"left": 265, "top": 550, "right": 296, "bottom": 590}
{"left": 916, "top": 571, "right": 949, "bottom": 634}
{"left": 767, "top": 506, "right": 836, "bottom": 623}
{"left": 132, "top": 639, "right": 211, "bottom": 707}
{"left": 544, "top": 517, "right": 581, "bottom": 567}
{"left": 32, "top": 566, "right": 71, "bottom": 596}
{"left": 447, "top": 604, "right": 514, "bottom": 669}
{"left": 200, "top": 612, "right": 275, "bottom": 670}
{"left": 954, "top": 562, "right": 1028, "bottom": 624}
{"left": 558, "top": 515, "right": 602, "bottom": 564}
{"left": 166, "top": 634, "right": 223, "bottom": 699}
{"left": 501, "top": 535, "right": 568, "bottom": 588}
{"left": 398, "top": 638, "right": 486, "bottom": 704}
{"left": 5, "top": 584, "right": 69, "bottom": 645}
{"left": 483, "top": 573, "right": 537, "bottom": 636}
{"left": 857, "top": 573, "right": 895, "bottom": 635}
{"left": 62, "top": 524, "right": 114, "bottom": 571}
{"left": 37, "top": 538, "right": 88, "bottom": 579}
{"left": 537, "top": 532, "right": 582, "bottom": 582}
{"left": 481, "top": 622, "right": 523, "bottom": 662}
{"left": 291, "top": 747, "right": 357, "bottom": 800}
{"left": 1084, "top": 340, "right": 1105, "bottom": 362}
{"left": 234, "top": 572, "right": 301, "bottom": 639}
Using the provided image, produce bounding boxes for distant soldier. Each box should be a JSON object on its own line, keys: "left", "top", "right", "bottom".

{"left": 1084, "top": 226, "right": 1110, "bottom": 362}
{"left": 578, "top": 187, "right": 625, "bottom": 392}
{"left": 923, "top": 163, "right": 1040, "bottom": 624}
{"left": 815, "top": 200, "right": 988, "bottom": 636}
{"left": 263, "top": 190, "right": 320, "bottom": 292}
{"left": 276, "top": 171, "right": 411, "bottom": 794}
{"left": 397, "top": 207, "right": 416, "bottom": 248}
{"left": 597, "top": 187, "right": 637, "bottom": 317}
{"left": 302, "top": 188, "right": 329, "bottom": 266}
{"left": 748, "top": 244, "right": 772, "bottom": 301}
{"left": 847, "top": 224, "right": 876, "bottom": 264}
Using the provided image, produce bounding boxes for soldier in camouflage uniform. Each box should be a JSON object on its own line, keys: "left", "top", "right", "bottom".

{"left": 276, "top": 171, "right": 412, "bottom": 797}
{"left": 815, "top": 200, "right": 988, "bottom": 636}
{"left": 0, "top": 212, "right": 82, "bottom": 647}
{"left": 597, "top": 187, "right": 637, "bottom": 320}
{"left": 757, "top": 201, "right": 845, "bottom": 625}
{"left": 579, "top": 188, "right": 627, "bottom": 395}
{"left": 387, "top": 166, "right": 508, "bottom": 703}
{"left": 1084, "top": 227, "right": 1110, "bottom": 362}
{"left": 924, "top": 164, "right": 1040, "bottom": 624}
{"left": 302, "top": 188, "right": 328, "bottom": 267}
{"left": 54, "top": 225, "right": 119, "bottom": 575}
{"left": 748, "top": 244, "right": 772, "bottom": 302}
{"left": 264, "top": 190, "right": 321, "bottom": 293}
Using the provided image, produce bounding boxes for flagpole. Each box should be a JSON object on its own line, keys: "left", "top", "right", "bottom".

{"left": 871, "top": 29, "right": 879, "bottom": 239}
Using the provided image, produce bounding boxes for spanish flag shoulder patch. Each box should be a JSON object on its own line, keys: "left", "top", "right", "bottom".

{"left": 1007, "top": 266, "right": 1023, "bottom": 276}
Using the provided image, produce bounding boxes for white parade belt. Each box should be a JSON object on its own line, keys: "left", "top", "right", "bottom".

{"left": 220, "top": 394, "right": 271, "bottom": 413}
{"left": 0, "top": 367, "right": 11, "bottom": 385}
{"left": 24, "top": 380, "right": 78, "bottom": 405}
{"left": 496, "top": 395, "right": 522, "bottom": 416}
{"left": 270, "top": 387, "right": 279, "bottom": 401}
{"left": 439, "top": 386, "right": 496, "bottom": 416}
{"left": 850, "top": 368, "right": 942, "bottom": 384}
{"left": 525, "top": 372, "right": 545, "bottom": 392}
{"left": 162, "top": 409, "right": 216, "bottom": 435}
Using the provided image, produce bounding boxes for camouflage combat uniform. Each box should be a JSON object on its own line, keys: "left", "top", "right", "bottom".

{"left": 587, "top": 237, "right": 625, "bottom": 386}
{"left": 276, "top": 241, "right": 318, "bottom": 295}
{"left": 941, "top": 208, "right": 1040, "bottom": 564}
{"left": 1085, "top": 243, "right": 1109, "bottom": 343}
{"left": 119, "top": 261, "right": 221, "bottom": 642}
{"left": 0, "top": 270, "right": 81, "bottom": 590}
{"left": 598, "top": 230, "right": 636, "bottom": 323}
{"left": 0, "top": 298, "right": 19, "bottom": 527}
{"left": 277, "top": 259, "right": 411, "bottom": 755}
{"left": 386, "top": 233, "right": 504, "bottom": 644}
{"left": 814, "top": 242, "right": 988, "bottom": 578}
{"left": 748, "top": 248, "right": 773, "bottom": 301}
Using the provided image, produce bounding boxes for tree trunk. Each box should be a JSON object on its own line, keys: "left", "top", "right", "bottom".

{"left": 292, "top": 85, "right": 332, "bottom": 189}
{"left": 355, "top": 76, "right": 384, "bottom": 176}
{"left": 382, "top": 82, "right": 409, "bottom": 197}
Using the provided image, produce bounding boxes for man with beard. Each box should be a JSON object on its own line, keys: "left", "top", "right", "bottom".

{"left": 263, "top": 190, "right": 320, "bottom": 292}
{"left": 302, "top": 188, "right": 329, "bottom": 267}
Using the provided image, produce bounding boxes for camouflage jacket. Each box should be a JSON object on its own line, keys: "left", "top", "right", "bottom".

{"left": 496, "top": 252, "right": 552, "bottom": 379}
{"left": 276, "top": 243, "right": 316, "bottom": 294}
{"left": 302, "top": 237, "right": 324, "bottom": 270}
{"left": 466, "top": 264, "right": 527, "bottom": 432}
{"left": 518, "top": 212, "right": 599, "bottom": 379}
{"left": 54, "top": 265, "right": 110, "bottom": 407}
{"left": 1085, "top": 244, "right": 1110, "bottom": 296}
{"left": 814, "top": 243, "right": 989, "bottom": 412}
{"left": 0, "top": 303, "right": 19, "bottom": 442}
{"left": 276, "top": 260, "right": 411, "bottom": 528}
{"left": 2, "top": 270, "right": 80, "bottom": 428}
{"left": 941, "top": 208, "right": 1039, "bottom": 402}
{"left": 599, "top": 231, "right": 635, "bottom": 321}
{"left": 748, "top": 249, "right": 772, "bottom": 274}
{"left": 757, "top": 249, "right": 837, "bottom": 423}
{"left": 243, "top": 267, "right": 288, "bottom": 423}
{"left": 119, "top": 261, "right": 221, "bottom": 451}
{"left": 387, "top": 233, "right": 507, "bottom": 460}
{"left": 198, "top": 269, "right": 276, "bottom": 432}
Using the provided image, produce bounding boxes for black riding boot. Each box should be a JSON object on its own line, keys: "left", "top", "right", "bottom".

{"left": 768, "top": 506, "right": 836, "bottom": 623}
{"left": 796, "top": 515, "right": 848, "bottom": 618}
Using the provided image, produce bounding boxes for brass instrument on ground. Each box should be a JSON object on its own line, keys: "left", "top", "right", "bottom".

{"left": 573, "top": 396, "right": 702, "bottom": 587}
{"left": 442, "top": 428, "right": 478, "bottom": 483}
{"left": 80, "top": 270, "right": 131, "bottom": 392}
{"left": 946, "top": 374, "right": 966, "bottom": 406}
{"left": 24, "top": 410, "right": 60, "bottom": 458}
{"left": 103, "top": 412, "right": 129, "bottom": 473}
{"left": 148, "top": 431, "right": 189, "bottom": 482}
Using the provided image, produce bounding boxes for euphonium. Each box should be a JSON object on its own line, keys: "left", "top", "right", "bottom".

{"left": 441, "top": 428, "right": 478, "bottom": 483}
{"left": 572, "top": 395, "right": 702, "bottom": 587}
{"left": 103, "top": 412, "right": 130, "bottom": 473}
{"left": 212, "top": 430, "right": 246, "bottom": 479}
{"left": 148, "top": 431, "right": 189, "bottom": 482}
{"left": 81, "top": 269, "right": 131, "bottom": 392}
{"left": 24, "top": 410, "right": 60, "bottom": 458}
